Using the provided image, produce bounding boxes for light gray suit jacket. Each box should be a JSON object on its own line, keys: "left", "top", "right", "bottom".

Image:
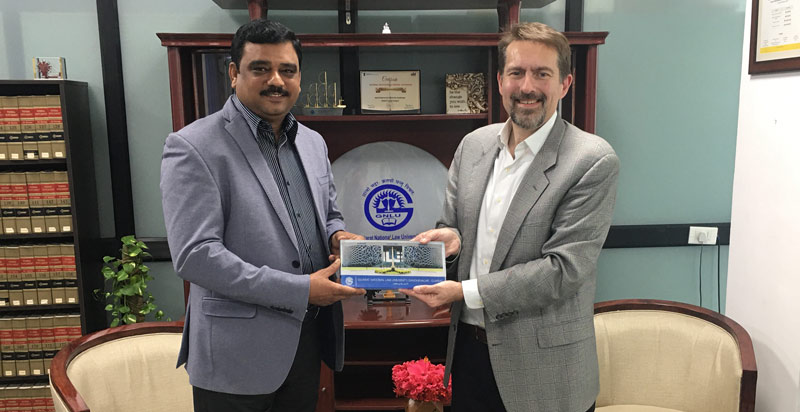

{"left": 441, "top": 118, "right": 619, "bottom": 412}
{"left": 160, "top": 97, "right": 346, "bottom": 395}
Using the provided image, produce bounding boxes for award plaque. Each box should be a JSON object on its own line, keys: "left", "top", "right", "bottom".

{"left": 360, "top": 70, "right": 421, "bottom": 114}
{"left": 446, "top": 73, "right": 487, "bottom": 114}
{"left": 339, "top": 240, "right": 446, "bottom": 290}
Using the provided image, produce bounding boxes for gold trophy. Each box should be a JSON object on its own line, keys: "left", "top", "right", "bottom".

{"left": 297, "top": 71, "right": 346, "bottom": 115}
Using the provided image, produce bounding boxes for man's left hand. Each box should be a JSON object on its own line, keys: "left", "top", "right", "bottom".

{"left": 330, "top": 230, "right": 364, "bottom": 257}
{"left": 399, "top": 280, "right": 463, "bottom": 308}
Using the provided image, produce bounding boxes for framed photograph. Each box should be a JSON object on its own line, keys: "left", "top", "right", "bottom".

{"left": 33, "top": 57, "right": 67, "bottom": 79}
{"left": 749, "top": 0, "right": 800, "bottom": 74}
{"left": 359, "top": 70, "right": 421, "bottom": 114}
{"left": 339, "top": 240, "right": 446, "bottom": 290}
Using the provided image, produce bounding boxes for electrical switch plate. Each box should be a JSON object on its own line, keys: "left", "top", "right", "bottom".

{"left": 688, "top": 226, "right": 718, "bottom": 245}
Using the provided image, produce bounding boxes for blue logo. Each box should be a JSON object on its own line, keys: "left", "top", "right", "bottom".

{"left": 364, "top": 183, "right": 414, "bottom": 231}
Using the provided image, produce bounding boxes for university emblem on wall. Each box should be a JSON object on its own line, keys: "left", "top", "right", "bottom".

{"left": 363, "top": 179, "right": 414, "bottom": 232}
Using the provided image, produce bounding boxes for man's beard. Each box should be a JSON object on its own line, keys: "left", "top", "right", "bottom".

{"left": 509, "top": 92, "right": 547, "bottom": 132}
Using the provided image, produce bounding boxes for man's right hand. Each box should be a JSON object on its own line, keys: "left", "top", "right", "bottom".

{"left": 413, "top": 228, "right": 461, "bottom": 257}
{"left": 309, "top": 258, "right": 366, "bottom": 306}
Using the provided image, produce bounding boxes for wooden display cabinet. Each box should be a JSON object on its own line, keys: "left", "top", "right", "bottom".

{"left": 317, "top": 296, "right": 450, "bottom": 411}
{"left": 159, "top": 5, "right": 606, "bottom": 410}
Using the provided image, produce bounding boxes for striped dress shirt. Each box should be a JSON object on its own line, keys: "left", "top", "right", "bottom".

{"left": 232, "top": 94, "right": 329, "bottom": 275}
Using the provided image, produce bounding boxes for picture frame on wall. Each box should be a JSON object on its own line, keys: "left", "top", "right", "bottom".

{"left": 748, "top": 0, "right": 800, "bottom": 74}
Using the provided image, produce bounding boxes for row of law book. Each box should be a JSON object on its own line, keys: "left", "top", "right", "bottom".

{"left": 0, "top": 244, "right": 78, "bottom": 308}
{"left": 0, "top": 314, "right": 81, "bottom": 378}
{"left": 0, "top": 384, "right": 54, "bottom": 411}
{"left": 0, "top": 95, "right": 66, "bottom": 161}
{"left": 0, "top": 172, "right": 71, "bottom": 236}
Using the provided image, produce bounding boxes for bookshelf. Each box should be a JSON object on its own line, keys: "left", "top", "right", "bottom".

{"left": 0, "top": 80, "right": 103, "bottom": 387}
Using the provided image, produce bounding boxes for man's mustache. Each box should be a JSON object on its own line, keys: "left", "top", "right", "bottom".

{"left": 260, "top": 86, "right": 290, "bottom": 97}
{"left": 511, "top": 92, "right": 546, "bottom": 104}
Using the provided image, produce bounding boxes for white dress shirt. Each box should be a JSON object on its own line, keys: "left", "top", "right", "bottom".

{"left": 460, "top": 113, "right": 557, "bottom": 328}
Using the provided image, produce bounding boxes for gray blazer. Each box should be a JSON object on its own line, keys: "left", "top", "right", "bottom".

{"left": 441, "top": 118, "right": 619, "bottom": 412}
{"left": 160, "top": 97, "right": 346, "bottom": 395}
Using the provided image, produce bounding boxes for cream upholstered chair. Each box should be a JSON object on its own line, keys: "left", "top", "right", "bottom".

{"left": 593, "top": 299, "right": 756, "bottom": 412}
{"left": 49, "top": 321, "right": 192, "bottom": 412}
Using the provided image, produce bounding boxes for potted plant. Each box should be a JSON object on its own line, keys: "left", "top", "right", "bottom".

{"left": 96, "top": 235, "right": 165, "bottom": 327}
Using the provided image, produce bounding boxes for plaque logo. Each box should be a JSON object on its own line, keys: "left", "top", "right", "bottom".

{"left": 363, "top": 183, "right": 414, "bottom": 231}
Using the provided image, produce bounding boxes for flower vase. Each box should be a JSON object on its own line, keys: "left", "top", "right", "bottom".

{"left": 405, "top": 398, "right": 444, "bottom": 412}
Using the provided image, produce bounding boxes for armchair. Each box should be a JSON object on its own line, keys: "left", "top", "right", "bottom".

{"left": 49, "top": 321, "right": 192, "bottom": 412}
{"left": 594, "top": 299, "right": 756, "bottom": 412}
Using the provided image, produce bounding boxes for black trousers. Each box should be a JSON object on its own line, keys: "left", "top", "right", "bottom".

{"left": 192, "top": 317, "right": 321, "bottom": 412}
{"left": 451, "top": 323, "right": 595, "bottom": 412}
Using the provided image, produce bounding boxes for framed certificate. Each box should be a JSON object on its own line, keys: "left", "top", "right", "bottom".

{"left": 749, "top": 0, "right": 800, "bottom": 74}
{"left": 339, "top": 240, "right": 446, "bottom": 290}
{"left": 359, "top": 70, "right": 421, "bottom": 114}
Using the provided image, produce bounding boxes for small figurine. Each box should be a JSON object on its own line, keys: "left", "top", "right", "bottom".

{"left": 382, "top": 22, "right": 391, "bottom": 34}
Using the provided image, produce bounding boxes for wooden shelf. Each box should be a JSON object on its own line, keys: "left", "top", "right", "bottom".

{"left": 213, "top": 0, "right": 555, "bottom": 11}
{"left": 296, "top": 113, "right": 488, "bottom": 123}
{"left": 0, "top": 233, "right": 73, "bottom": 242}
{"left": 0, "top": 304, "right": 80, "bottom": 313}
{"left": 0, "top": 159, "right": 66, "bottom": 168}
{"left": 342, "top": 297, "right": 450, "bottom": 329}
{"left": 344, "top": 357, "right": 446, "bottom": 366}
{"left": 158, "top": 32, "right": 607, "bottom": 49}
{"left": 335, "top": 397, "right": 407, "bottom": 410}
{"left": 0, "top": 375, "right": 49, "bottom": 384}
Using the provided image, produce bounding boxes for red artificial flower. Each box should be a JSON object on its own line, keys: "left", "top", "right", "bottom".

{"left": 391, "top": 357, "right": 452, "bottom": 403}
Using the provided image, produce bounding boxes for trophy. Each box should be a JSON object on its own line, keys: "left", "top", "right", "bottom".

{"left": 297, "top": 71, "right": 346, "bottom": 116}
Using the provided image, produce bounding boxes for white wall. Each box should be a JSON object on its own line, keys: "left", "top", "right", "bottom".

{"left": 726, "top": 1, "right": 800, "bottom": 410}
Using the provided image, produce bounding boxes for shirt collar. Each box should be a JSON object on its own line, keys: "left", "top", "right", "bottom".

{"left": 496, "top": 111, "right": 558, "bottom": 158}
{"left": 232, "top": 94, "right": 298, "bottom": 144}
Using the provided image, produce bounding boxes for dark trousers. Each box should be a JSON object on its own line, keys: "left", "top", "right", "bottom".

{"left": 451, "top": 323, "right": 595, "bottom": 412}
{"left": 192, "top": 317, "right": 321, "bottom": 412}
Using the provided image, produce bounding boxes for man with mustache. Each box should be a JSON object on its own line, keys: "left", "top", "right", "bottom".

{"left": 161, "top": 19, "right": 365, "bottom": 412}
{"left": 402, "top": 22, "right": 619, "bottom": 412}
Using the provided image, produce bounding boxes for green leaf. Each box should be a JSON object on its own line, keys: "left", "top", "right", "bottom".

{"left": 104, "top": 304, "right": 113, "bottom": 311}
{"left": 123, "top": 314, "right": 137, "bottom": 324}
{"left": 110, "top": 318, "right": 120, "bottom": 327}
{"left": 122, "top": 262, "right": 135, "bottom": 274}
{"left": 116, "top": 272, "right": 129, "bottom": 282}
{"left": 118, "top": 306, "right": 130, "bottom": 314}
{"left": 121, "top": 235, "right": 136, "bottom": 244}
{"left": 128, "top": 247, "right": 142, "bottom": 257}
{"left": 156, "top": 310, "right": 165, "bottom": 320}
{"left": 119, "top": 285, "right": 137, "bottom": 296}
{"left": 102, "top": 267, "right": 115, "bottom": 279}
{"left": 103, "top": 256, "right": 115, "bottom": 263}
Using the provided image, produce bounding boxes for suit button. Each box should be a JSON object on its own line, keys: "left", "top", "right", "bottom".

{"left": 292, "top": 260, "right": 300, "bottom": 268}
